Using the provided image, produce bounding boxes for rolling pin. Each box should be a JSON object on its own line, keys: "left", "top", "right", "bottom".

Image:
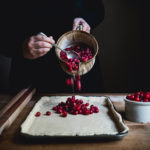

{"left": 0, "top": 87, "right": 36, "bottom": 135}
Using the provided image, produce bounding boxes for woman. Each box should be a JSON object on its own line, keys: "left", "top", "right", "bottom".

{"left": 0, "top": 0, "right": 104, "bottom": 93}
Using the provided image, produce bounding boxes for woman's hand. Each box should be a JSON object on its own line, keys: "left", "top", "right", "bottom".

{"left": 72, "top": 17, "right": 91, "bottom": 33}
{"left": 23, "top": 34, "right": 55, "bottom": 59}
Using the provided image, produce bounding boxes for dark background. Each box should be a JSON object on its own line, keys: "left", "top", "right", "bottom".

{"left": 0, "top": 0, "right": 149, "bottom": 93}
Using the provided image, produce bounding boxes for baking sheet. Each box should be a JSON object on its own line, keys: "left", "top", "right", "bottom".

{"left": 21, "top": 96, "right": 128, "bottom": 140}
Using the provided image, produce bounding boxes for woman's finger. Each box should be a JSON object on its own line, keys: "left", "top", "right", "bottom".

{"left": 85, "top": 26, "right": 91, "bottom": 33}
{"left": 37, "top": 50, "right": 48, "bottom": 56}
{"left": 33, "top": 41, "right": 53, "bottom": 49}
{"left": 72, "top": 18, "right": 81, "bottom": 30}
{"left": 37, "top": 48, "right": 50, "bottom": 53}
{"left": 82, "top": 23, "right": 90, "bottom": 33}
{"left": 34, "top": 35, "right": 55, "bottom": 44}
{"left": 31, "top": 48, "right": 49, "bottom": 57}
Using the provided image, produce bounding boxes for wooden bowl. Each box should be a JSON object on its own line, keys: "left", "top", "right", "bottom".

{"left": 55, "top": 30, "right": 99, "bottom": 76}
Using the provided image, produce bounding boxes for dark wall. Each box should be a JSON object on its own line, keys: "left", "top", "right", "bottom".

{"left": 0, "top": 55, "right": 11, "bottom": 92}
{"left": 0, "top": 0, "right": 148, "bottom": 93}
{"left": 92, "top": 0, "right": 146, "bottom": 92}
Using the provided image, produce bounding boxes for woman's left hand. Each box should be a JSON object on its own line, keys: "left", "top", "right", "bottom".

{"left": 72, "top": 17, "right": 91, "bottom": 33}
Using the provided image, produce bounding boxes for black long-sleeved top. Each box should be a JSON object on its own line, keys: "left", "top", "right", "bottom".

{"left": 0, "top": 0, "right": 104, "bottom": 93}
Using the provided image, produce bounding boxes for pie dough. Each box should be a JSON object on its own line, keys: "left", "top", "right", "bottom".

{"left": 21, "top": 96, "right": 128, "bottom": 136}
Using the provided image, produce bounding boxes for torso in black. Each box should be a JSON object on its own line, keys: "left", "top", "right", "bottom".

{"left": 0, "top": 0, "right": 104, "bottom": 93}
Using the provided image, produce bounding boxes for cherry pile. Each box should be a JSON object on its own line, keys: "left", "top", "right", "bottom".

{"left": 60, "top": 45, "right": 93, "bottom": 72}
{"left": 52, "top": 96, "right": 99, "bottom": 117}
{"left": 126, "top": 91, "right": 150, "bottom": 102}
{"left": 60, "top": 45, "right": 93, "bottom": 91}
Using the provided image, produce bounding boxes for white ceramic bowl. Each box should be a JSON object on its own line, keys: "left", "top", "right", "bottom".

{"left": 124, "top": 98, "right": 150, "bottom": 123}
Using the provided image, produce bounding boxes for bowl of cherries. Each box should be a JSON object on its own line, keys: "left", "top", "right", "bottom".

{"left": 55, "top": 30, "right": 98, "bottom": 76}
{"left": 124, "top": 91, "right": 150, "bottom": 123}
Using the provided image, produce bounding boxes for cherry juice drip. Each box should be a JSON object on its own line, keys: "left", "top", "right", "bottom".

{"left": 60, "top": 44, "right": 93, "bottom": 91}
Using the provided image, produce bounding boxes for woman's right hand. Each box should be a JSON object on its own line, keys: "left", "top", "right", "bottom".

{"left": 23, "top": 34, "right": 55, "bottom": 59}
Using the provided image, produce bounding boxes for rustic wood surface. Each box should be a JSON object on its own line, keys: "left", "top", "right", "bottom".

{"left": 0, "top": 93, "right": 150, "bottom": 150}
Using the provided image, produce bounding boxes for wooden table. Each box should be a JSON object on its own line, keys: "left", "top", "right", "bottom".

{"left": 0, "top": 93, "right": 150, "bottom": 150}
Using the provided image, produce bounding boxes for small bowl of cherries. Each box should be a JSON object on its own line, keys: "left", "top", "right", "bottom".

{"left": 124, "top": 91, "right": 150, "bottom": 123}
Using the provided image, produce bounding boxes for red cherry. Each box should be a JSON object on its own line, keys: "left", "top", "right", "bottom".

{"left": 74, "top": 111, "right": 78, "bottom": 115}
{"left": 74, "top": 65, "right": 78, "bottom": 70}
{"left": 130, "top": 94, "right": 135, "bottom": 100}
{"left": 140, "top": 92, "right": 144, "bottom": 97}
{"left": 60, "top": 51, "right": 66, "bottom": 56}
{"left": 62, "top": 111, "right": 67, "bottom": 117}
{"left": 72, "top": 96, "right": 75, "bottom": 101}
{"left": 46, "top": 111, "right": 51, "bottom": 116}
{"left": 79, "top": 100, "right": 83, "bottom": 104}
{"left": 135, "top": 97, "right": 140, "bottom": 101}
{"left": 65, "top": 78, "right": 70, "bottom": 85}
{"left": 66, "top": 63, "right": 72, "bottom": 68}
{"left": 146, "top": 92, "right": 150, "bottom": 95}
{"left": 53, "top": 106, "right": 58, "bottom": 111}
{"left": 95, "top": 109, "right": 99, "bottom": 113}
{"left": 73, "top": 102, "right": 77, "bottom": 107}
{"left": 70, "top": 78, "right": 74, "bottom": 86}
{"left": 126, "top": 95, "right": 130, "bottom": 99}
{"left": 85, "top": 103, "right": 89, "bottom": 107}
{"left": 145, "top": 93, "right": 150, "bottom": 99}
{"left": 68, "top": 67, "right": 73, "bottom": 72}
{"left": 84, "top": 110, "right": 90, "bottom": 115}
{"left": 57, "top": 109, "right": 63, "bottom": 114}
{"left": 35, "top": 112, "right": 41, "bottom": 117}
{"left": 144, "top": 99, "right": 149, "bottom": 102}
{"left": 76, "top": 105, "right": 81, "bottom": 110}
{"left": 79, "top": 110, "right": 83, "bottom": 114}
{"left": 82, "top": 57, "right": 88, "bottom": 62}
{"left": 76, "top": 75, "right": 81, "bottom": 80}
{"left": 76, "top": 80, "right": 81, "bottom": 91}
{"left": 136, "top": 92, "right": 140, "bottom": 95}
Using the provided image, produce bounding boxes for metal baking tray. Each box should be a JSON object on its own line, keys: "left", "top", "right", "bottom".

{"left": 20, "top": 96, "right": 129, "bottom": 141}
